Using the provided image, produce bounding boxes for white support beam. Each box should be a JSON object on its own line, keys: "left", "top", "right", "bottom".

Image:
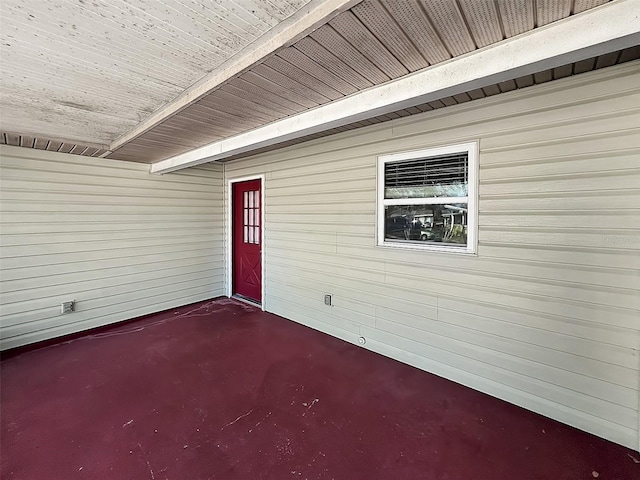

{"left": 151, "top": 0, "right": 640, "bottom": 174}
{"left": 110, "top": 0, "right": 362, "bottom": 152}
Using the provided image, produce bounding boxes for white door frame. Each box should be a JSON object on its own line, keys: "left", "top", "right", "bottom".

{"left": 226, "top": 174, "right": 266, "bottom": 310}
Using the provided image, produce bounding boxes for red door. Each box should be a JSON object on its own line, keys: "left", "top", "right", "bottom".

{"left": 232, "top": 179, "right": 262, "bottom": 303}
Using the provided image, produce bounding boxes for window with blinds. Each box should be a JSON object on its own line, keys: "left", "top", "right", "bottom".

{"left": 385, "top": 152, "right": 468, "bottom": 199}
{"left": 377, "top": 142, "right": 478, "bottom": 253}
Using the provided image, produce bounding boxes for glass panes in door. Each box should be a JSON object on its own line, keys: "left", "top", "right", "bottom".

{"left": 243, "top": 190, "right": 260, "bottom": 245}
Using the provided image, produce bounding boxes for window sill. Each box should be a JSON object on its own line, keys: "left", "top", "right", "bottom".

{"left": 377, "top": 240, "right": 477, "bottom": 255}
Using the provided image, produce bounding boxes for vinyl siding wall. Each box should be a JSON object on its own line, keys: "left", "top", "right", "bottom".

{"left": 224, "top": 62, "right": 640, "bottom": 450}
{"left": 0, "top": 146, "right": 224, "bottom": 350}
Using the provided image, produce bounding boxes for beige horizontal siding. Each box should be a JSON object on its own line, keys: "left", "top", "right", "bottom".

{"left": 224, "top": 61, "right": 640, "bottom": 450}
{"left": 0, "top": 146, "right": 224, "bottom": 349}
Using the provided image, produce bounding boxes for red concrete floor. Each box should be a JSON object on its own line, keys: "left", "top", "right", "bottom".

{"left": 1, "top": 299, "right": 638, "bottom": 480}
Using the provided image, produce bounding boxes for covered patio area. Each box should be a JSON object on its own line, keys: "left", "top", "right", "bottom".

{"left": 1, "top": 298, "right": 637, "bottom": 479}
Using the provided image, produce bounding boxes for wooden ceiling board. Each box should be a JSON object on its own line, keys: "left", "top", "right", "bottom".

{"left": 33, "top": 138, "right": 49, "bottom": 150}
{"left": 132, "top": 131, "right": 206, "bottom": 150}
{"left": 142, "top": 49, "right": 635, "bottom": 165}
{"left": 80, "top": 147, "right": 100, "bottom": 157}
{"left": 176, "top": 0, "right": 290, "bottom": 38}
{"left": 294, "top": 37, "right": 374, "bottom": 90}
{"left": 1, "top": 59, "right": 180, "bottom": 107}
{"left": 117, "top": 136, "right": 199, "bottom": 152}
{"left": 240, "top": 68, "right": 325, "bottom": 108}
{"left": 166, "top": 1, "right": 265, "bottom": 42}
{"left": 251, "top": 62, "right": 334, "bottom": 105}
{"left": 382, "top": 112, "right": 402, "bottom": 119}
{"left": 0, "top": 0, "right": 313, "bottom": 144}
{"left": 151, "top": 121, "right": 230, "bottom": 143}
{"left": 275, "top": 47, "right": 358, "bottom": 96}
{"left": 155, "top": 116, "right": 230, "bottom": 140}
{"left": 595, "top": 51, "right": 621, "bottom": 69}
{"left": 58, "top": 143, "right": 74, "bottom": 154}
{"left": 414, "top": 103, "right": 435, "bottom": 112}
{"left": 514, "top": 74, "right": 535, "bottom": 88}
{"left": 452, "top": 92, "right": 472, "bottom": 104}
{"left": 381, "top": 0, "right": 451, "bottom": 64}
{"left": 574, "top": 57, "right": 597, "bottom": 74}
{"left": 416, "top": 0, "right": 476, "bottom": 56}
{"left": 221, "top": 51, "right": 631, "bottom": 164}
{"left": 618, "top": 46, "right": 640, "bottom": 63}
{"left": 4, "top": 0, "right": 620, "bottom": 164}
{"left": 223, "top": 91, "right": 297, "bottom": 122}
{"left": 457, "top": 0, "right": 504, "bottom": 48}
{"left": 328, "top": 11, "right": 409, "bottom": 79}
{"left": 155, "top": 124, "right": 245, "bottom": 149}
{"left": 574, "top": 0, "right": 610, "bottom": 13}
{"left": 536, "top": 0, "right": 572, "bottom": 26}
{"left": 553, "top": 64, "right": 574, "bottom": 79}
{"left": 179, "top": 103, "right": 264, "bottom": 130}
{"left": 141, "top": 111, "right": 252, "bottom": 140}
{"left": 220, "top": 85, "right": 297, "bottom": 118}
{"left": 105, "top": 154, "right": 156, "bottom": 163}
{"left": 108, "top": 143, "right": 188, "bottom": 162}
{"left": 139, "top": 126, "right": 211, "bottom": 147}
{"left": 497, "top": 79, "right": 518, "bottom": 93}
{"left": 5, "top": 134, "right": 20, "bottom": 146}
{"left": 439, "top": 96, "right": 458, "bottom": 107}
{"left": 405, "top": 106, "right": 423, "bottom": 115}
{"left": 19, "top": 136, "right": 35, "bottom": 148}
{"left": 467, "top": 89, "right": 487, "bottom": 101}
{"left": 161, "top": 108, "right": 253, "bottom": 135}
{"left": 481, "top": 84, "right": 502, "bottom": 97}
{"left": 46, "top": 141, "right": 63, "bottom": 152}
{"left": 351, "top": 0, "right": 430, "bottom": 72}
{"left": 148, "top": 125, "right": 226, "bottom": 146}
{"left": 219, "top": 81, "right": 299, "bottom": 117}
{"left": 533, "top": 69, "right": 554, "bottom": 84}
{"left": 202, "top": 91, "right": 283, "bottom": 124}
{"left": 262, "top": 55, "right": 344, "bottom": 101}
{"left": 309, "top": 25, "right": 390, "bottom": 84}
{"left": 1, "top": 13, "right": 203, "bottom": 85}
{"left": 496, "top": 0, "right": 536, "bottom": 38}
{"left": 232, "top": 75, "right": 312, "bottom": 113}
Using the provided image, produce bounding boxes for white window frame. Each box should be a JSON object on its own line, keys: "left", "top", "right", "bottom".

{"left": 376, "top": 142, "right": 478, "bottom": 254}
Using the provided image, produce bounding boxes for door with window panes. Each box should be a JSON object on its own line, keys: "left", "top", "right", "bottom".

{"left": 232, "top": 179, "right": 262, "bottom": 303}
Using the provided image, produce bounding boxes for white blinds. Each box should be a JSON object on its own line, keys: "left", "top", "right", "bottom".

{"left": 385, "top": 152, "right": 469, "bottom": 199}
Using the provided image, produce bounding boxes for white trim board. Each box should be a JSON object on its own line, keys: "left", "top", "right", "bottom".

{"left": 226, "top": 174, "right": 266, "bottom": 311}
{"left": 151, "top": 0, "right": 640, "bottom": 174}
{"left": 111, "top": 0, "right": 361, "bottom": 152}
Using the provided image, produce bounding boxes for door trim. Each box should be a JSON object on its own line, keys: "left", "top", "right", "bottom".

{"left": 227, "top": 174, "right": 266, "bottom": 310}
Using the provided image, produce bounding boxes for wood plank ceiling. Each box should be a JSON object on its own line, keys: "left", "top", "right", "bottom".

{"left": 0, "top": 0, "right": 313, "bottom": 145}
{"left": 0, "top": 0, "right": 629, "bottom": 164}
{"left": 217, "top": 47, "right": 640, "bottom": 162}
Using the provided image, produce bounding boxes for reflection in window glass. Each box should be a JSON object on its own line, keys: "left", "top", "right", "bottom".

{"left": 384, "top": 204, "right": 468, "bottom": 245}
{"left": 378, "top": 143, "right": 477, "bottom": 253}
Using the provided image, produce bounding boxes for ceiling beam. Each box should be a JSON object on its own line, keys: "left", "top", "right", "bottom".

{"left": 151, "top": 0, "right": 640, "bottom": 174}
{"left": 110, "top": 0, "right": 362, "bottom": 152}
